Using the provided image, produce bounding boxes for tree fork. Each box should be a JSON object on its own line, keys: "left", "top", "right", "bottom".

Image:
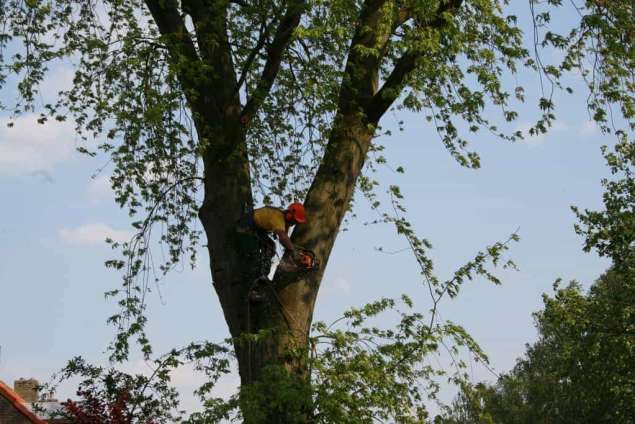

{"left": 148, "top": 0, "right": 464, "bottom": 421}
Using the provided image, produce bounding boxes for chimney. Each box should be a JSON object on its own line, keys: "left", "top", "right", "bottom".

{"left": 14, "top": 378, "right": 39, "bottom": 403}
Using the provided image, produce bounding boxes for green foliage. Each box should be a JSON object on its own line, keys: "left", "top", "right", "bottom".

{"left": 573, "top": 140, "right": 635, "bottom": 268}
{"left": 437, "top": 270, "right": 635, "bottom": 424}
{"left": 53, "top": 292, "right": 506, "bottom": 423}
{"left": 438, "top": 44, "right": 635, "bottom": 420}
{"left": 310, "top": 298, "right": 486, "bottom": 423}
{"left": 51, "top": 228, "right": 517, "bottom": 423}
{"left": 529, "top": 0, "right": 635, "bottom": 133}
{"left": 44, "top": 342, "right": 234, "bottom": 423}
{"left": 2, "top": 0, "right": 634, "bottom": 421}
{"left": 0, "top": 0, "right": 630, "bottom": 359}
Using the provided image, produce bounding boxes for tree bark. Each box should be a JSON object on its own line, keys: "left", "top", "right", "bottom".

{"left": 196, "top": 82, "right": 377, "bottom": 424}
{"left": 198, "top": 120, "right": 315, "bottom": 423}
{"left": 144, "top": 1, "right": 463, "bottom": 422}
{"left": 193, "top": 2, "right": 388, "bottom": 422}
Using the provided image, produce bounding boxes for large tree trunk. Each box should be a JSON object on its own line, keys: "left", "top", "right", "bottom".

{"left": 196, "top": 107, "right": 374, "bottom": 423}
{"left": 145, "top": 1, "right": 414, "bottom": 421}
{"left": 195, "top": 3, "right": 382, "bottom": 419}
{"left": 144, "top": 0, "right": 460, "bottom": 422}
{"left": 197, "top": 114, "right": 314, "bottom": 422}
{"left": 198, "top": 114, "right": 373, "bottom": 423}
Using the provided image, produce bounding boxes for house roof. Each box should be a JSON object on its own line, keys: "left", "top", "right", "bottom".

{"left": 0, "top": 380, "right": 47, "bottom": 424}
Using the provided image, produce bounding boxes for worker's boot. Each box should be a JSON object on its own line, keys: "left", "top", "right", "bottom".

{"left": 248, "top": 289, "right": 266, "bottom": 302}
{"left": 248, "top": 275, "right": 271, "bottom": 302}
{"left": 254, "top": 275, "right": 270, "bottom": 285}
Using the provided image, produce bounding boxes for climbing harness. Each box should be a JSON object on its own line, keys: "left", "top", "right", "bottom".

{"left": 239, "top": 206, "right": 319, "bottom": 381}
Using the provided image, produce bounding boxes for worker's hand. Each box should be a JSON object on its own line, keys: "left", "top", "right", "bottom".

{"left": 290, "top": 248, "right": 302, "bottom": 263}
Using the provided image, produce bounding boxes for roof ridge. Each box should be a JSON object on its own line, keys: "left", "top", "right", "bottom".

{"left": 0, "top": 380, "right": 47, "bottom": 424}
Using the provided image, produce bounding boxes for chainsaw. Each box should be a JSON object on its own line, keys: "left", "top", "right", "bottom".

{"left": 297, "top": 248, "right": 319, "bottom": 271}
{"left": 278, "top": 247, "right": 320, "bottom": 273}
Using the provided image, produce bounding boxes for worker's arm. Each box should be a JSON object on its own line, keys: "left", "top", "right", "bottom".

{"left": 275, "top": 229, "right": 296, "bottom": 253}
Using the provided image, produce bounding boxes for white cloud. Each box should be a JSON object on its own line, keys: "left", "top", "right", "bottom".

{"left": 579, "top": 120, "right": 599, "bottom": 136}
{"left": 0, "top": 114, "right": 76, "bottom": 175}
{"left": 40, "top": 66, "right": 75, "bottom": 101}
{"left": 87, "top": 175, "right": 113, "bottom": 203}
{"left": 117, "top": 359, "right": 239, "bottom": 415}
{"left": 59, "top": 223, "right": 132, "bottom": 246}
{"left": 515, "top": 121, "right": 568, "bottom": 147}
{"left": 515, "top": 123, "right": 546, "bottom": 146}
{"left": 320, "top": 276, "right": 352, "bottom": 297}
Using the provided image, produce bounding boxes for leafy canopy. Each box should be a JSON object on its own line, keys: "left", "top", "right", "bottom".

{"left": 3, "top": 0, "right": 634, "bottom": 422}
{"left": 437, "top": 268, "right": 635, "bottom": 424}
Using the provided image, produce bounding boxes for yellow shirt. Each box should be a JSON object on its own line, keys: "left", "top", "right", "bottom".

{"left": 253, "top": 207, "right": 287, "bottom": 233}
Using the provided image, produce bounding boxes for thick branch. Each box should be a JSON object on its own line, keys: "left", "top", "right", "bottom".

{"left": 234, "top": 19, "right": 272, "bottom": 96}
{"left": 144, "top": 0, "right": 210, "bottom": 116}
{"left": 335, "top": 0, "right": 394, "bottom": 115}
{"left": 270, "top": 0, "right": 396, "bottom": 337}
{"left": 144, "top": 0, "right": 199, "bottom": 73}
{"left": 271, "top": 0, "right": 466, "bottom": 338}
{"left": 240, "top": 0, "right": 306, "bottom": 122}
{"left": 182, "top": 0, "right": 241, "bottom": 116}
{"left": 366, "top": 0, "right": 464, "bottom": 122}
{"left": 365, "top": 50, "right": 417, "bottom": 122}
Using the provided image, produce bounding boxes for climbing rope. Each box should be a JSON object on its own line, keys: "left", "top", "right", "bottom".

{"left": 266, "top": 282, "right": 303, "bottom": 334}
{"left": 243, "top": 239, "right": 318, "bottom": 379}
{"left": 244, "top": 276, "right": 307, "bottom": 383}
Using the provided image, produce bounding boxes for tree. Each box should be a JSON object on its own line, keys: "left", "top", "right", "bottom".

{"left": 1, "top": 0, "right": 633, "bottom": 422}
{"left": 437, "top": 269, "right": 635, "bottom": 424}
{"left": 438, "top": 91, "right": 635, "bottom": 424}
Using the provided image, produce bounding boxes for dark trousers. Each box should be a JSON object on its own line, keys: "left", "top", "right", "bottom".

{"left": 236, "top": 215, "right": 277, "bottom": 278}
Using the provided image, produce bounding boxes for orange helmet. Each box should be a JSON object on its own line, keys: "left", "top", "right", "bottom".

{"left": 286, "top": 202, "right": 306, "bottom": 224}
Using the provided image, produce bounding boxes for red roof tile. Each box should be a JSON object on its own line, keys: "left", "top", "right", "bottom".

{"left": 0, "top": 380, "right": 47, "bottom": 424}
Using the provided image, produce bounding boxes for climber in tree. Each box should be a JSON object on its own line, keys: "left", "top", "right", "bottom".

{"left": 237, "top": 202, "right": 307, "bottom": 282}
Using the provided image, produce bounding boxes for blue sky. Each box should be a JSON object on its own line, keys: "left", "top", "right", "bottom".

{"left": 0, "top": 2, "right": 617, "bottom": 416}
